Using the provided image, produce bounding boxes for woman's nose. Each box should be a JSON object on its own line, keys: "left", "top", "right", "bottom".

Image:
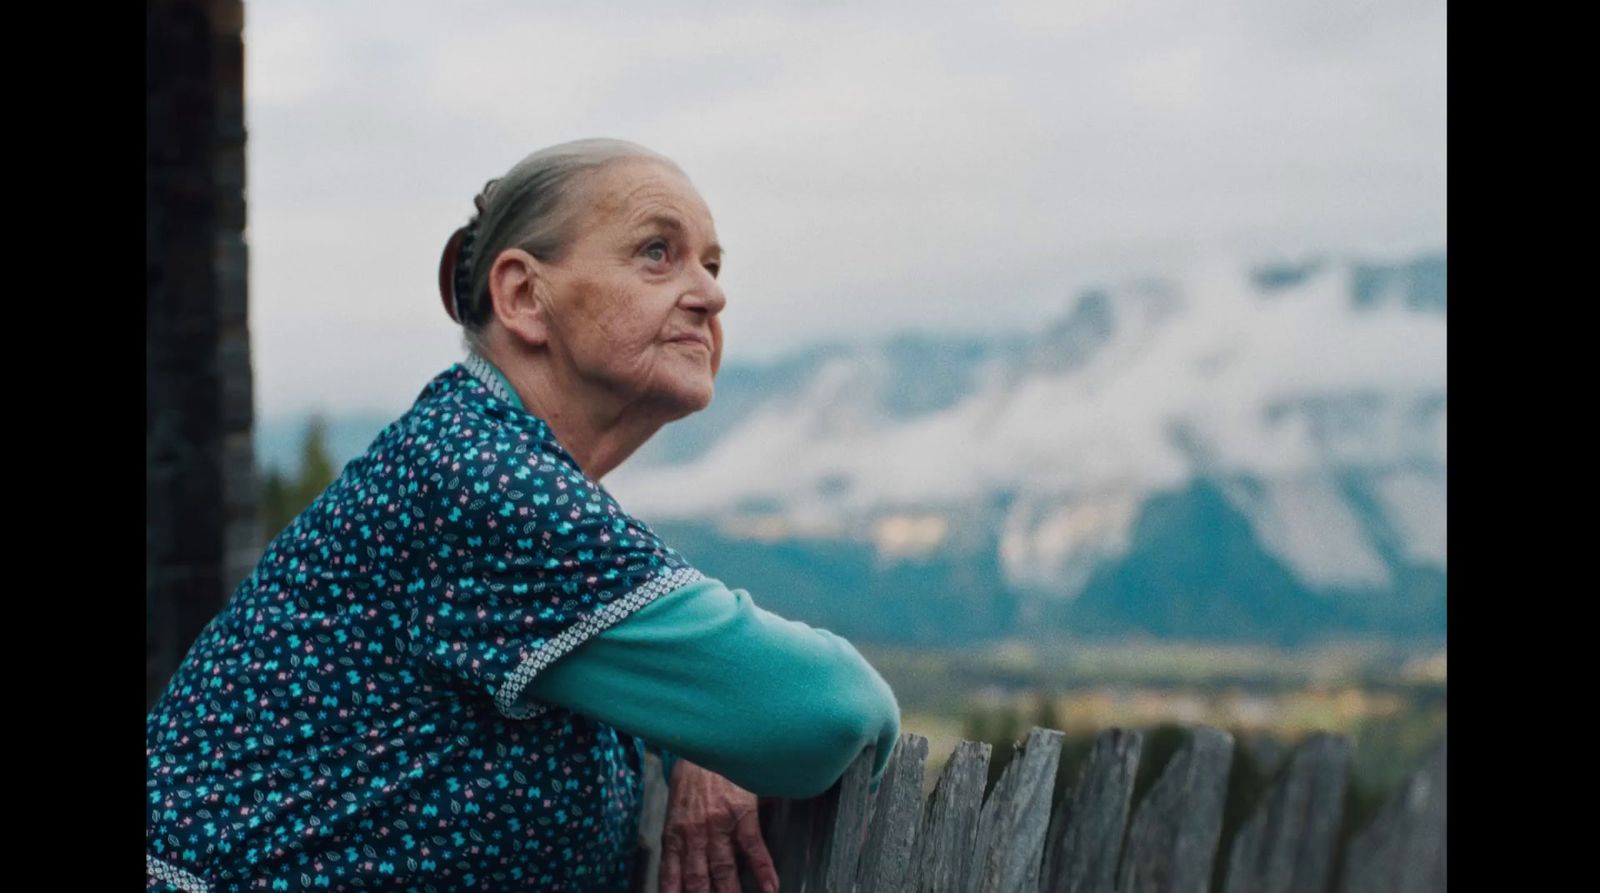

{"left": 683, "top": 267, "right": 727, "bottom": 316}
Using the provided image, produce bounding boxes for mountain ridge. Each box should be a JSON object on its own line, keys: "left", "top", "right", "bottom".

{"left": 258, "top": 249, "right": 1447, "bottom": 645}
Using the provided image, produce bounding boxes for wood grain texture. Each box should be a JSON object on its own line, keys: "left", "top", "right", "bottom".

{"left": 909, "top": 740, "right": 992, "bottom": 893}
{"left": 1336, "top": 736, "right": 1446, "bottom": 893}
{"left": 1222, "top": 733, "right": 1351, "bottom": 893}
{"left": 642, "top": 726, "right": 1446, "bottom": 893}
{"left": 975, "top": 728, "right": 1066, "bottom": 893}
{"left": 967, "top": 743, "right": 1020, "bottom": 893}
{"left": 856, "top": 734, "right": 931, "bottom": 893}
{"left": 770, "top": 794, "right": 819, "bottom": 893}
{"left": 1041, "top": 728, "right": 1144, "bottom": 893}
{"left": 815, "top": 748, "right": 878, "bottom": 893}
{"left": 1118, "top": 726, "right": 1235, "bottom": 893}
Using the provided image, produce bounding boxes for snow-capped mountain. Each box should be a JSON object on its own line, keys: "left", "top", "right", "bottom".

{"left": 607, "top": 251, "right": 1446, "bottom": 645}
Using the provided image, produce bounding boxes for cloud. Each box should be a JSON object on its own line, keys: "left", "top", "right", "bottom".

{"left": 243, "top": 0, "right": 1445, "bottom": 414}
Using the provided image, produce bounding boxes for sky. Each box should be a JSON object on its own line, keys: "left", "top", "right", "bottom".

{"left": 245, "top": 0, "right": 1446, "bottom": 417}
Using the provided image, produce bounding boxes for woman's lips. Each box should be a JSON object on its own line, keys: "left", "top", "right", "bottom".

{"left": 667, "top": 333, "right": 711, "bottom": 350}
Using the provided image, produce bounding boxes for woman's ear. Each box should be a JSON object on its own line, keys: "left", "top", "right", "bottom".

{"left": 487, "top": 248, "right": 550, "bottom": 348}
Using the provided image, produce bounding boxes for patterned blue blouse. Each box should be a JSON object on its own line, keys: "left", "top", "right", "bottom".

{"left": 147, "top": 357, "right": 707, "bottom": 892}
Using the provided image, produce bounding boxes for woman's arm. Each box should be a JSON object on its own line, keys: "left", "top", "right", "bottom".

{"left": 521, "top": 577, "right": 901, "bottom": 799}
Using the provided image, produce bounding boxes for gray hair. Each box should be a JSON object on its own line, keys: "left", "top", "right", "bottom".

{"left": 446, "top": 138, "right": 677, "bottom": 350}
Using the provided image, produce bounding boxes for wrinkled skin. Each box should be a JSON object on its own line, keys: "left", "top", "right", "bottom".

{"left": 482, "top": 156, "right": 728, "bottom": 479}
{"left": 659, "top": 759, "right": 779, "bottom": 893}
{"left": 534, "top": 157, "right": 727, "bottom": 420}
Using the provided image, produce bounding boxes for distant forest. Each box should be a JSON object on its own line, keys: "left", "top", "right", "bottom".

{"left": 259, "top": 415, "right": 339, "bottom": 544}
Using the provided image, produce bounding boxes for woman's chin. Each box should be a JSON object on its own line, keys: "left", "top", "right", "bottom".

{"left": 681, "top": 381, "right": 716, "bottom": 415}
{"left": 655, "top": 378, "right": 715, "bottom": 420}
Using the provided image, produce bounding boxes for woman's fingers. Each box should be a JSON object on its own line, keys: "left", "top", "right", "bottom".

{"left": 659, "top": 832, "right": 683, "bottom": 893}
{"left": 682, "top": 826, "right": 712, "bottom": 892}
{"left": 707, "top": 828, "right": 742, "bottom": 893}
{"left": 734, "top": 806, "right": 779, "bottom": 893}
{"left": 657, "top": 759, "right": 778, "bottom": 892}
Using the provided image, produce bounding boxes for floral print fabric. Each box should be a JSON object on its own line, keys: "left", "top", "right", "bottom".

{"left": 147, "top": 362, "right": 701, "bottom": 892}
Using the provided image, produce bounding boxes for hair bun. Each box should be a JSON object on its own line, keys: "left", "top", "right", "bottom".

{"left": 475, "top": 178, "right": 498, "bottom": 213}
{"left": 437, "top": 225, "right": 468, "bottom": 323}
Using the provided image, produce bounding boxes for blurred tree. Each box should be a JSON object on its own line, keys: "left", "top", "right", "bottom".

{"left": 1035, "top": 688, "right": 1063, "bottom": 733}
{"left": 260, "top": 466, "right": 290, "bottom": 542}
{"left": 259, "top": 414, "right": 339, "bottom": 544}
{"left": 295, "top": 414, "right": 337, "bottom": 505}
{"left": 1338, "top": 706, "right": 1447, "bottom": 858}
{"left": 1128, "top": 722, "right": 1189, "bottom": 811}
{"left": 960, "top": 698, "right": 1028, "bottom": 794}
{"left": 1032, "top": 689, "right": 1085, "bottom": 807}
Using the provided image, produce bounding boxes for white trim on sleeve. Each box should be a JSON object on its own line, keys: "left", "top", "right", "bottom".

{"left": 147, "top": 854, "right": 209, "bottom": 893}
{"left": 494, "top": 567, "right": 705, "bottom": 719}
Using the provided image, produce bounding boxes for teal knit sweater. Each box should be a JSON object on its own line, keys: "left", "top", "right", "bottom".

{"left": 525, "top": 576, "right": 901, "bottom": 797}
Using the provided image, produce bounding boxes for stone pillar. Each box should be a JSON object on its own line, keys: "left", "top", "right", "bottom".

{"left": 146, "top": 0, "right": 257, "bottom": 709}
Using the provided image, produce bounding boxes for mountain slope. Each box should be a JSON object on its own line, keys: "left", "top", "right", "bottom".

{"left": 609, "top": 250, "right": 1447, "bottom": 644}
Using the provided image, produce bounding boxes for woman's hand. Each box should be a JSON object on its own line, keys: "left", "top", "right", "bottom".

{"left": 659, "top": 758, "right": 779, "bottom": 893}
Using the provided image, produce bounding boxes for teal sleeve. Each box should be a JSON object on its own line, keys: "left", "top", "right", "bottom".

{"left": 522, "top": 577, "right": 901, "bottom": 799}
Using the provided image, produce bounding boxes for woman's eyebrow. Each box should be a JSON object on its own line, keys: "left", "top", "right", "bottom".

{"left": 631, "top": 214, "right": 685, "bottom": 236}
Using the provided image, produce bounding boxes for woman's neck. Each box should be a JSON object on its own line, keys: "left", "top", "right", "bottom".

{"left": 474, "top": 344, "right": 669, "bottom": 481}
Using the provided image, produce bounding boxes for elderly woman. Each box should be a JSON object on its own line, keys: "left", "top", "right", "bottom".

{"left": 146, "top": 139, "right": 902, "bottom": 893}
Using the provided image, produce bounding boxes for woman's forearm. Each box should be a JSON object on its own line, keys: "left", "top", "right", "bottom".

{"left": 522, "top": 577, "right": 902, "bottom": 798}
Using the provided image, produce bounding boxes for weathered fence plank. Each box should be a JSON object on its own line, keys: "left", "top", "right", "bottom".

{"left": 967, "top": 744, "right": 1020, "bottom": 893}
{"left": 770, "top": 793, "right": 821, "bottom": 893}
{"left": 1117, "top": 726, "right": 1235, "bottom": 893}
{"left": 909, "top": 740, "right": 992, "bottom": 893}
{"left": 813, "top": 747, "right": 878, "bottom": 893}
{"left": 1336, "top": 737, "right": 1446, "bottom": 893}
{"left": 856, "top": 734, "right": 931, "bottom": 893}
{"left": 971, "top": 727, "right": 1066, "bottom": 893}
{"left": 1222, "top": 732, "right": 1351, "bottom": 893}
{"left": 1040, "top": 727, "right": 1144, "bottom": 893}
{"left": 637, "top": 726, "right": 1447, "bottom": 893}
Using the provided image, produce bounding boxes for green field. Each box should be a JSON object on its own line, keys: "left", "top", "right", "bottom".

{"left": 864, "top": 637, "right": 1446, "bottom": 839}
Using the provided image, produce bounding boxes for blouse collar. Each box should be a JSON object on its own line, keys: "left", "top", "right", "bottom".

{"left": 462, "top": 352, "right": 525, "bottom": 411}
{"left": 458, "top": 352, "right": 584, "bottom": 471}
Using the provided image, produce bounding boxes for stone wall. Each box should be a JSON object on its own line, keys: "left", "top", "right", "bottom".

{"left": 147, "top": 0, "right": 257, "bottom": 709}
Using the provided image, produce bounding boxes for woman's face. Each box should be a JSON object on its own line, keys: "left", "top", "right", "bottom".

{"left": 535, "top": 158, "right": 726, "bottom": 420}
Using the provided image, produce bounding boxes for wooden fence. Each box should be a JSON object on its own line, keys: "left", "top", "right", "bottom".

{"left": 634, "top": 726, "right": 1446, "bottom": 893}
